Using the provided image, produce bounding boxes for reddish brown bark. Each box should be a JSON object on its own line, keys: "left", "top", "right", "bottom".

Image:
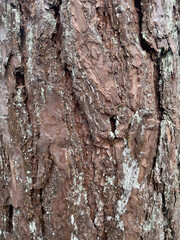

{"left": 0, "top": 0, "right": 179, "bottom": 239}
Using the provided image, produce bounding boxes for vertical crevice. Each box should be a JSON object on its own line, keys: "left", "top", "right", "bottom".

{"left": 14, "top": 68, "right": 25, "bottom": 88}
{"left": 152, "top": 56, "right": 175, "bottom": 238}
{"left": 152, "top": 52, "right": 167, "bottom": 174}
{"left": 19, "top": 1, "right": 26, "bottom": 50}
{"left": 134, "top": 0, "right": 162, "bottom": 177}
{"left": 50, "top": 1, "right": 62, "bottom": 54}
{"left": 134, "top": 1, "right": 176, "bottom": 239}
{"left": 155, "top": 48, "right": 173, "bottom": 119}
{"left": 4, "top": 53, "right": 13, "bottom": 74}
{"left": 161, "top": 186, "right": 166, "bottom": 215}
{"left": 40, "top": 188, "right": 45, "bottom": 236}
{"left": 20, "top": 25, "right": 25, "bottom": 50}
{"left": 102, "top": 231, "right": 108, "bottom": 240}
{"left": 134, "top": 0, "right": 156, "bottom": 59}
{"left": 178, "top": 163, "right": 180, "bottom": 191}
{"left": 110, "top": 115, "right": 117, "bottom": 136}
{"left": 17, "top": 2, "right": 31, "bottom": 125}
{"left": 14, "top": 68, "right": 31, "bottom": 124}
{"left": 10, "top": 3, "right": 16, "bottom": 9}
{"left": 8, "top": 204, "right": 13, "bottom": 233}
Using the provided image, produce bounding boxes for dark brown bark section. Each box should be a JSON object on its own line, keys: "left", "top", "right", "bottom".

{"left": 0, "top": 0, "right": 179, "bottom": 239}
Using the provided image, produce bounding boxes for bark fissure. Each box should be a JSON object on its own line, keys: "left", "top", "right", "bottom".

{"left": 153, "top": 58, "right": 175, "bottom": 239}
{"left": 40, "top": 188, "right": 45, "bottom": 237}
{"left": 109, "top": 116, "right": 116, "bottom": 136}
{"left": 8, "top": 204, "right": 13, "bottom": 233}
{"left": 51, "top": 1, "right": 62, "bottom": 49}
{"left": 134, "top": 0, "right": 156, "bottom": 59}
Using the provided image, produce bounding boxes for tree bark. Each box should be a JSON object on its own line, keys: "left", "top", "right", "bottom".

{"left": 0, "top": 0, "right": 179, "bottom": 239}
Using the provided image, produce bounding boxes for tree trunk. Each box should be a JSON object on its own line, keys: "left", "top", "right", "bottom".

{"left": 0, "top": 0, "right": 179, "bottom": 239}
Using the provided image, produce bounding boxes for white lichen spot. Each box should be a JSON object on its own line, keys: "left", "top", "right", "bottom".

{"left": 29, "top": 220, "right": 36, "bottom": 234}
{"left": 0, "top": 156, "right": 3, "bottom": 169}
{"left": 122, "top": 160, "right": 140, "bottom": 191}
{"left": 71, "top": 214, "right": 74, "bottom": 225}
{"left": 110, "top": 131, "right": 115, "bottom": 139}
{"left": 142, "top": 193, "right": 165, "bottom": 237}
{"left": 71, "top": 215, "right": 78, "bottom": 231}
{"left": 117, "top": 221, "right": 124, "bottom": 231}
{"left": 122, "top": 146, "right": 131, "bottom": 158}
{"left": 26, "top": 176, "right": 32, "bottom": 185}
{"left": 106, "top": 176, "right": 115, "bottom": 186}
{"left": 26, "top": 23, "right": 35, "bottom": 82}
{"left": 115, "top": 129, "right": 120, "bottom": 136}
{"left": 94, "top": 198, "right": 104, "bottom": 228}
{"left": 41, "top": 88, "right": 46, "bottom": 103}
{"left": 115, "top": 214, "right": 124, "bottom": 231}
{"left": 117, "top": 142, "right": 140, "bottom": 216}
{"left": 71, "top": 233, "right": 79, "bottom": 240}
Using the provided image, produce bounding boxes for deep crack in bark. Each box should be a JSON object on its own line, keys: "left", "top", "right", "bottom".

{"left": 134, "top": 0, "right": 156, "bottom": 59}
{"left": 8, "top": 204, "right": 13, "bottom": 233}
{"left": 40, "top": 188, "right": 45, "bottom": 236}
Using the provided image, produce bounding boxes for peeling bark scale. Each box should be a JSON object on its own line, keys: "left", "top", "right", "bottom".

{"left": 0, "top": 0, "right": 180, "bottom": 239}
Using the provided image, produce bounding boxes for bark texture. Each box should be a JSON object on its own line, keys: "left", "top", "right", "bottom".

{"left": 0, "top": 0, "right": 180, "bottom": 239}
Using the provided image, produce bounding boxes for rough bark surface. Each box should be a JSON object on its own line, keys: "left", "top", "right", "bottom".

{"left": 0, "top": 0, "right": 179, "bottom": 239}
